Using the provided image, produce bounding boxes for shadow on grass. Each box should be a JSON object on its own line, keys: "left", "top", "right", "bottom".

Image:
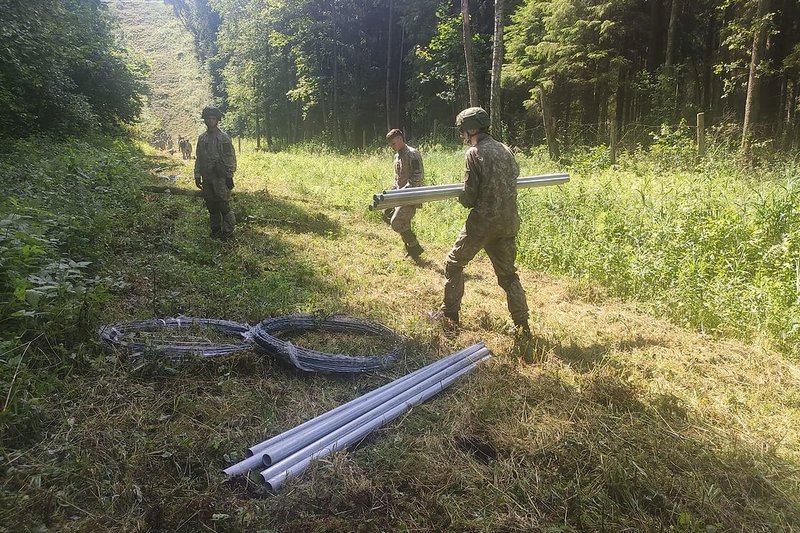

{"left": 419, "top": 367, "right": 800, "bottom": 532}
{"left": 234, "top": 190, "right": 342, "bottom": 237}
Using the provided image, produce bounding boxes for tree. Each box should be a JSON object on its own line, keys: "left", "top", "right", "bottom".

{"left": 741, "top": 0, "right": 771, "bottom": 154}
{"left": 490, "top": 0, "right": 505, "bottom": 135}
{"left": 462, "top": 0, "right": 480, "bottom": 106}
{"left": 0, "top": 0, "right": 146, "bottom": 137}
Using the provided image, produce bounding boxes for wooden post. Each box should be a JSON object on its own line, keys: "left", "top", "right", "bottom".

{"left": 696, "top": 112, "right": 705, "bottom": 156}
{"left": 609, "top": 120, "right": 617, "bottom": 165}
{"left": 238, "top": 136, "right": 242, "bottom": 155}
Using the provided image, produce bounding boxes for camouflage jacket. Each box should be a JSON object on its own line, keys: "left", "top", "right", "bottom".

{"left": 458, "top": 133, "right": 520, "bottom": 235}
{"left": 194, "top": 128, "right": 237, "bottom": 181}
{"left": 393, "top": 145, "right": 424, "bottom": 189}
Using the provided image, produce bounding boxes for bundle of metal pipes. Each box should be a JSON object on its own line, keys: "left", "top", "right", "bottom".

{"left": 223, "top": 342, "right": 491, "bottom": 490}
{"left": 370, "top": 172, "right": 570, "bottom": 211}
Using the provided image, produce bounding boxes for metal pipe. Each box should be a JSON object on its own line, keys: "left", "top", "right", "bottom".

{"left": 370, "top": 174, "right": 570, "bottom": 210}
{"left": 223, "top": 343, "right": 484, "bottom": 476}
{"left": 379, "top": 174, "right": 569, "bottom": 198}
{"left": 260, "top": 354, "right": 489, "bottom": 491}
{"left": 256, "top": 346, "right": 489, "bottom": 467}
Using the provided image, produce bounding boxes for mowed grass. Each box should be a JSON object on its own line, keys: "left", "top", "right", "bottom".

{"left": 2, "top": 138, "right": 799, "bottom": 532}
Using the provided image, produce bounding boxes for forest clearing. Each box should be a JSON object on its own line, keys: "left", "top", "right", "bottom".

{"left": 2, "top": 0, "right": 800, "bottom": 531}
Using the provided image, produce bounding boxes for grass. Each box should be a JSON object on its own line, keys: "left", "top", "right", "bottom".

{"left": 111, "top": 0, "right": 212, "bottom": 146}
{"left": 1, "top": 135, "right": 799, "bottom": 531}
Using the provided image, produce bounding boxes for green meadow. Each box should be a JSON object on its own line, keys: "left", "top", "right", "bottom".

{"left": 1, "top": 134, "right": 799, "bottom": 531}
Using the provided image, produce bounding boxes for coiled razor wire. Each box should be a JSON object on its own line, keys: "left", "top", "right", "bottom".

{"left": 252, "top": 314, "right": 402, "bottom": 372}
{"left": 98, "top": 316, "right": 254, "bottom": 359}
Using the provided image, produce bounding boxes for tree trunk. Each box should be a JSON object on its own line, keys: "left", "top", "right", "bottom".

{"left": 742, "top": 0, "right": 770, "bottom": 154}
{"left": 253, "top": 75, "right": 261, "bottom": 150}
{"left": 489, "top": 0, "right": 504, "bottom": 136}
{"left": 540, "top": 89, "right": 559, "bottom": 160}
{"left": 396, "top": 21, "right": 405, "bottom": 128}
{"left": 646, "top": 0, "right": 663, "bottom": 73}
{"left": 386, "top": 0, "right": 393, "bottom": 131}
{"left": 462, "top": 0, "right": 479, "bottom": 106}
{"left": 665, "top": 0, "right": 681, "bottom": 69}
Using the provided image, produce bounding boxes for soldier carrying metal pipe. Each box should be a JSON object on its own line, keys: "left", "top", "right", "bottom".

{"left": 434, "top": 107, "right": 531, "bottom": 341}
{"left": 384, "top": 128, "right": 425, "bottom": 260}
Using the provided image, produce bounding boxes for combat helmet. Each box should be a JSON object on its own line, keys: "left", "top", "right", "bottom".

{"left": 201, "top": 106, "right": 223, "bottom": 120}
{"left": 456, "top": 107, "right": 490, "bottom": 133}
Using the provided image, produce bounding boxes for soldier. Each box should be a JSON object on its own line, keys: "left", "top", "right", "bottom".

{"left": 194, "top": 106, "right": 237, "bottom": 240}
{"left": 437, "top": 107, "right": 530, "bottom": 335}
{"left": 384, "top": 128, "right": 424, "bottom": 259}
{"left": 185, "top": 139, "right": 193, "bottom": 160}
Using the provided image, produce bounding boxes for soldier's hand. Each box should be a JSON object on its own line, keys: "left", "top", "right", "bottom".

{"left": 195, "top": 176, "right": 202, "bottom": 189}
{"left": 226, "top": 176, "right": 234, "bottom": 190}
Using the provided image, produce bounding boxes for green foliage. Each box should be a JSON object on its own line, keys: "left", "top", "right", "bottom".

{"left": 516, "top": 133, "right": 800, "bottom": 354}
{"left": 0, "top": 137, "right": 147, "bottom": 445}
{"left": 0, "top": 0, "right": 147, "bottom": 137}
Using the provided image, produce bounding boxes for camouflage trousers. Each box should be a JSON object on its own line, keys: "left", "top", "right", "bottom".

{"left": 442, "top": 223, "right": 529, "bottom": 325}
{"left": 389, "top": 205, "right": 419, "bottom": 248}
{"left": 202, "top": 176, "right": 235, "bottom": 236}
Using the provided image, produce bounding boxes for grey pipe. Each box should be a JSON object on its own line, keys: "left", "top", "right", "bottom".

{"left": 379, "top": 174, "right": 569, "bottom": 199}
{"left": 255, "top": 346, "right": 489, "bottom": 467}
{"left": 371, "top": 174, "right": 569, "bottom": 210}
{"left": 223, "top": 343, "right": 485, "bottom": 476}
{"left": 260, "top": 355, "right": 489, "bottom": 491}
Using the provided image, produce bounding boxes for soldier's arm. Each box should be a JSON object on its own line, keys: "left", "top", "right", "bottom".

{"left": 222, "top": 138, "right": 237, "bottom": 177}
{"left": 458, "top": 151, "right": 479, "bottom": 208}
{"left": 407, "top": 152, "right": 423, "bottom": 188}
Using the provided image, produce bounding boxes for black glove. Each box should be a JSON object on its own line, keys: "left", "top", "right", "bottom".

{"left": 226, "top": 175, "right": 234, "bottom": 189}
{"left": 382, "top": 208, "right": 393, "bottom": 224}
{"left": 195, "top": 176, "right": 202, "bottom": 189}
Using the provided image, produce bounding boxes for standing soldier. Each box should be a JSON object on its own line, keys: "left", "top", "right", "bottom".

{"left": 437, "top": 107, "right": 530, "bottom": 336}
{"left": 385, "top": 128, "right": 424, "bottom": 259}
{"left": 194, "top": 106, "right": 237, "bottom": 240}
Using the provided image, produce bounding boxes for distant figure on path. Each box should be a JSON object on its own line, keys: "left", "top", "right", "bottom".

{"left": 194, "top": 106, "right": 237, "bottom": 240}
{"left": 437, "top": 107, "right": 530, "bottom": 336}
{"left": 384, "top": 128, "right": 424, "bottom": 260}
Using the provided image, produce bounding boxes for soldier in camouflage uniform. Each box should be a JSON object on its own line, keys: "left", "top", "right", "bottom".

{"left": 194, "top": 106, "right": 237, "bottom": 240}
{"left": 385, "top": 129, "right": 425, "bottom": 259}
{"left": 439, "top": 107, "right": 530, "bottom": 333}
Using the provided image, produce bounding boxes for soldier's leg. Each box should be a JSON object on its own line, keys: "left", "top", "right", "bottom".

{"left": 203, "top": 186, "right": 223, "bottom": 236}
{"left": 391, "top": 206, "right": 423, "bottom": 257}
{"left": 219, "top": 198, "right": 236, "bottom": 237}
{"left": 485, "top": 236, "right": 529, "bottom": 328}
{"left": 442, "top": 226, "right": 486, "bottom": 321}
{"left": 212, "top": 180, "right": 235, "bottom": 237}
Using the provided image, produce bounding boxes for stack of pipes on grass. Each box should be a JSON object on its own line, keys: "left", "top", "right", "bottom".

{"left": 370, "top": 173, "right": 570, "bottom": 211}
{"left": 224, "top": 342, "right": 491, "bottom": 490}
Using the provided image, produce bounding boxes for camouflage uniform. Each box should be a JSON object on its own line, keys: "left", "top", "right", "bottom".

{"left": 388, "top": 144, "right": 424, "bottom": 254}
{"left": 442, "top": 132, "right": 529, "bottom": 326}
{"left": 194, "top": 127, "right": 237, "bottom": 237}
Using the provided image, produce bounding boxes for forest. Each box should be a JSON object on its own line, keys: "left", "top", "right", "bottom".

{"left": 3, "top": 0, "right": 799, "bottom": 153}
{"left": 163, "top": 0, "right": 800, "bottom": 154}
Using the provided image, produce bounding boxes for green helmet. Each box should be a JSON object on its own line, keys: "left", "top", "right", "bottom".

{"left": 456, "top": 107, "right": 490, "bottom": 132}
{"left": 201, "top": 106, "right": 223, "bottom": 120}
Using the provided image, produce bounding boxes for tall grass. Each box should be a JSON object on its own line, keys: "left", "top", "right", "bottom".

{"left": 236, "top": 133, "right": 799, "bottom": 356}
{"left": 515, "top": 131, "right": 800, "bottom": 355}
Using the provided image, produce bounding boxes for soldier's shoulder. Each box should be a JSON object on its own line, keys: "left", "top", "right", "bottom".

{"left": 217, "top": 129, "right": 233, "bottom": 143}
{"left": 197, "top": 131, "right": 208, "bottom": 141}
